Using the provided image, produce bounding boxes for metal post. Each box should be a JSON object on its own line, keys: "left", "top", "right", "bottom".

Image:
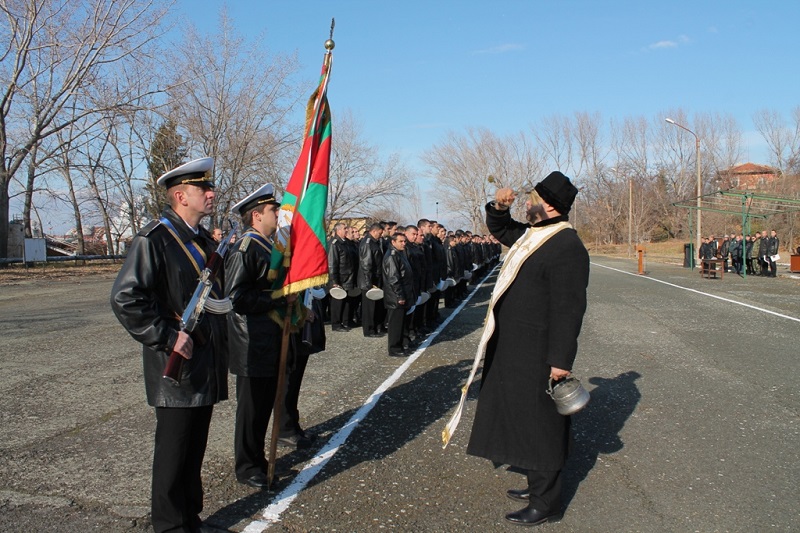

{"left": 666, "top": 118, "right": 701, "bottom": 260}
{"left": 688, "top": 209, "right": 694, "bottom": 270}
{"left": 742, "top": 196, "right": 747, "bottom": 279}
{"left": 695, "top": 136, "right": 702, "bottom": 256}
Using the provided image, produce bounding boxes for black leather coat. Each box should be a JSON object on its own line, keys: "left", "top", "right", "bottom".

{"left": 758, "top": 237, "right": 768, "bottom": 257}
{"left": 456, "top": 243, "right": 471, "bottom": 277}
{"left": 445, "top": 243, "right": 461, "bottom": 278}
{"left": 225, "top": 229, "right": 288, "bottom": 377}
{"left": 110, "top": 206, "right": 228, "bottom": 408}
{"left": 428, "top": 234, "right": 447, "bottom": 283}
{"left": 382, "top": 247, "right": 414, "bottom": 309}
{"left": 420, "top": 233, "right": 435, "bottom": 291}
{"left": 406, "top": 242, "right": 426, "bottom": 295}
{"left": 768, "top": 235, "right": 779, "bottom": 255}
{"left": 357, "top": 235, "right": 383, "bottom": 291}
{"left": 328, "top": 236, "right": 357, "bottom": 289}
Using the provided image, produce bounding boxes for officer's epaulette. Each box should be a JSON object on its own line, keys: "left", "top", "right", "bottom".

{"left": 137, "top": 219, "right": 162, "bottom": 237}
{"left": 238, "top": 235, "right": 252, "bottom": 252}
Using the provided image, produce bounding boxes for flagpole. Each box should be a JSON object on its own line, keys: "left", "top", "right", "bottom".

{"left": 299, "top": 31, "right": 334, "bottom": 205}
{"left": 267, "top": 27, "right": 335, "bottom": 488}
{"left": 267, "top": 309, "right": 293, "bottom": 487}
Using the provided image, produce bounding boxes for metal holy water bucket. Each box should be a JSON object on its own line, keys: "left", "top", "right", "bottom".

{"left": 547, "top": 376, "right": 590, "bottom": 415}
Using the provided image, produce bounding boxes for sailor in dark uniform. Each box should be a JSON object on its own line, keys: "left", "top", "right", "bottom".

{"left": 357, "top": 223, "right": 386, "bottom": 337}
{"left": 111, "top": 157, "right": 228, "bottom": 533}
{"left": 225, "top": 184, "right": 291, "bottom": 489}
{"left": 382, "top": 232, "right": 415, "bottom": 356}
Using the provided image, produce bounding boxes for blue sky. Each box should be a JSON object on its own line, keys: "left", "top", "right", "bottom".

{"left": 175, "top": 0, "right": 799, "bottom": 169}
{"left": 20, "top": 1, "right": 800, "bottom": 233}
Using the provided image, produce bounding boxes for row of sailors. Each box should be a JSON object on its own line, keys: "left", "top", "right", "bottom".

{"left": 111, "top": 158, "right": 500, "bottom": 530}
{"left": 327, "top": 220, "right": 501, "bottom": 356}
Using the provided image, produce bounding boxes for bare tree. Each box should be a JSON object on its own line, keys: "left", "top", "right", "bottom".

{"left": 328, "top": 110, "right": 409, "bottom": 221}
{"left": 0, "top": 0, "right": 172, "bottom": 259}
{"left": 166, "top": 8, "right": 303, "bottom": 227}
{"left": 532, "top": 114, "right": 576, "bottom": 176}
{"left": 753, "top": 108, "right": 800, "bottom": 182}
{"left": 696, "top": 112, "right": 743, "bottom": 185}
{"left": 423, "top": 127, "right": 545, "bottom": 232}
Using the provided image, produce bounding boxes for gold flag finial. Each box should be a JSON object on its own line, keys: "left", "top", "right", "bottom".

{"left": 325, "top": 18, "right": 336, "bottom": 50}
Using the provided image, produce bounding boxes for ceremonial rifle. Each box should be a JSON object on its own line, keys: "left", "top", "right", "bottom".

{"left": 163, "top": 222, "right": 239, "bottom": 386}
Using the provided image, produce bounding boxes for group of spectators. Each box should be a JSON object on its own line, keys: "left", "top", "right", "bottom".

{"left": 326, "top": 219, "right": 501, "bottom": 356}
{"left": 699, "top": 230, "right": 780, "bottom": 277}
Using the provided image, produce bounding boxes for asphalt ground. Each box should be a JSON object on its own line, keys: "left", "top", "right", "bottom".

{"left": 0, "top": 256, "right": 798, "bottom": 532}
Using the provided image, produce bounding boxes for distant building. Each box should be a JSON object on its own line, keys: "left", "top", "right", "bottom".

{"left": 327, "top": 216, "right": 369, "bottom": 236}
{"left": 717, "top": 163, "right": 778, "bottom": 190}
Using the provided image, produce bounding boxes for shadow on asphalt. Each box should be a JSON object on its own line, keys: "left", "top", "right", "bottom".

{"left": 206, "top": 360, "right": 473, "bottom": 529}
{"left": 562, "top": 370, "right": 642, "bottom": 509}
{"left": 300, "top": 359, "right": 473, "bottom": 488}
{"left": 206, "top": 368, "right": 641, "bottom": 529}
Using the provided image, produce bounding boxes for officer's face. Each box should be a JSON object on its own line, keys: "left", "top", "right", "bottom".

{"left": 255, "top": 204, "right": 279, "bottom": 236}
{"left": 180, "top": 185, "right": 215, "bottom": 216}
{"left": 392, "top": 236, "right": 407, "bottom": 250}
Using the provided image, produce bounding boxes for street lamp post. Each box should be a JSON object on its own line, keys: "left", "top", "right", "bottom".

{"left": 666, "top": 118, "right": 702, "bottom": 257}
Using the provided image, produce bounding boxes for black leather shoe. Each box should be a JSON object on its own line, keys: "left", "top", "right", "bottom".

{"left": 505, "top": 505, "right": 562, "bottom": 527}
{"left": 364, "top": 332, "right": 383, "bottom": 338}
{"left": 332, "top": 324, "right": 351, "bottom": 332}
{"left": 507, "top": 487, "right": 530, "bottom": 502}
{"left": 388, "top": 349, "right": 408, "bottom": 357}
{"left": 198, "top": 523, "right": 229, "bottom": 532}
{"left": 237, "top": 473, "right": 269, "bottom": 489}
{"left": 278, "top": 433, "right": 314, "bottom": 450}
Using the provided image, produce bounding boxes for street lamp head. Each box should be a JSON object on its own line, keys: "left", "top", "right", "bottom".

{"left": 665, "top": 118, "right": 676, "bottom": 124}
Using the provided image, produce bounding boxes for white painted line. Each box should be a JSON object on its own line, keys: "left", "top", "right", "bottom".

{"left": 242, "top": 265, "right": 499, "bottom": 531}
{"left": 591, "top": 262, "right": 800, "bottom": 324}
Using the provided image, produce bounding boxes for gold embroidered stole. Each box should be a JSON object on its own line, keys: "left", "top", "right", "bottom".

{"left": 442, "top": 221, "right": 571, "bottom": 447}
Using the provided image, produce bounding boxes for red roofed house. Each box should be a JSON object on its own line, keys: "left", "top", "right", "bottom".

{"left": 716, "top": 163, "right": 778, "bottom": 190}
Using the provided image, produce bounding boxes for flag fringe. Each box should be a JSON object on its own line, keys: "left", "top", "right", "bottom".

{"left": 268, "top": 299, "right": 308, "bottom": 331}
{"left": 271, "top": 273, "right": 329, "bottom": 300}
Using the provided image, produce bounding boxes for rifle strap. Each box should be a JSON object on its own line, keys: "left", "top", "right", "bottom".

{"left": 160, "top": 217, "right": 221, "bottom": 298}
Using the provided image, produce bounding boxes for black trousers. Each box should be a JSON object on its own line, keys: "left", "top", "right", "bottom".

{"left": 330, "top": 297, "right": 346, "bottom": 326}
{"left": 361, "top": 294, "right": 378, "bottom": 335}
{"left": 457, "top": 279, "right": 468, "bottom": 298}
{"left": 526, "top": 469, "right": 563, "bottom": 514}
{"left": 768, "top": 257, "right": 777, "bottom": 276}
{"left": 759, "top": 257, "right": 769, "bottom": 274}
{"left": 412, "top": 303, "right": 424, "bottom": 330}
{"left": 152, "top": 405, "right": 213, "bottom": 533}
{"left": 386, "top": 306, "right": 407, "bottom": 353}
{"left": 234, "top": 375, "right": 278, "bottom": 479}
{"left": 444, "top": 286, "right": 456, "bottom": 307}
{"left": 375, "top": 299, "right": 387, "bottom": 330}
{"left": 346, "top": 294, "right": 360, "bottom": 324}
{"left": 281, "top": 344, "right": 310, "bottom": 436}
{"left": 425, "top": 291, "right": 440, "bottom": 325}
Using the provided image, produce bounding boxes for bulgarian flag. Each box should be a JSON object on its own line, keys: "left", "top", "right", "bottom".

{"left": 269, "top": 46, "right": 333, "bottom": 306}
